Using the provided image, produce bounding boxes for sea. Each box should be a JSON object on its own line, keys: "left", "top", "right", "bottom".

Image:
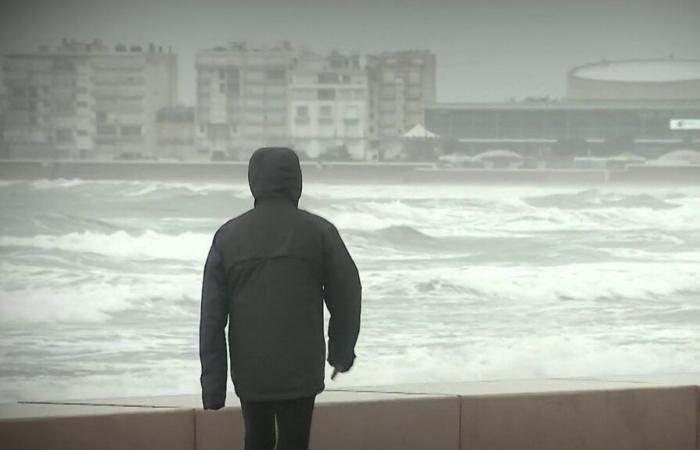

{"left": 1, "top": 178, "right": 699, "bottom": 403}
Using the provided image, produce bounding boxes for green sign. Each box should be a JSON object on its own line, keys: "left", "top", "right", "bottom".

{"left": 670, "top": 119, "right": 700, "bottom": 130}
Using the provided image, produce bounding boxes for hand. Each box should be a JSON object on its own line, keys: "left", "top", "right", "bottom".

{"left": 331, "top": 367, "right": 340, "bottom": 381}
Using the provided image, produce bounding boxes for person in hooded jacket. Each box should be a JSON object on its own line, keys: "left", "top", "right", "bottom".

{"left": 199, "top": 147, "right": 361, "bottom": 450}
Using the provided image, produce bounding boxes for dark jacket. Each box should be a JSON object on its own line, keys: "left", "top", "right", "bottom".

{"left": 199, "top": 147, "right": 361, "bottom": 407}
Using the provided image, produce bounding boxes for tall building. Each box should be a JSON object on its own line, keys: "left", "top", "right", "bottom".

{"left": 0, "top": 56, "right": 7, "bottom": 158}
{"left": 155, "top": 105, "right": 195, "bottom": 161}
{"left": 2, "top": 39, "right": 177, "bottom": 160}
{"left": 195, "top": 42, "right": 301, "bottom": 160}
{"left": 288, "top": 51, "right": 368, "bottom": 160}
{"left": 366, "top": 50, "right": 436, "bottom": 157}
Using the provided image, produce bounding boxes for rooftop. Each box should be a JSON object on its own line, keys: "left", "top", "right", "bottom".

{"left": 571, "top": 59, "right": 700, "bottom": 83}
{"left": 427, "top": 99, "right": 700, "bottom": 111}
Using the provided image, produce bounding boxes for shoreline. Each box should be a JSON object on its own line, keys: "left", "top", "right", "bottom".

{"left": 1, "top": 159, "right": 699, "bottom": 185}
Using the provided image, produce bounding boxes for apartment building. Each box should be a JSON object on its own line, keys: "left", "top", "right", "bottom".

{"left": 288, "top": 51, "right": 368, "bottom": 160}
{"left": 366, "top": 50, "right": 436, "bottom": 158}
{"left": 2, "top": 39, "right": 177, "bottom": 160}
{"left": 155, "top": 105, "right": 196, "bottom": 161}
{"left": 0, "top": 58, "right": 7, "bottom": 158}
{"left": 195, "top": 42, "right": 301, "bottom": 160}
{"left": 195, "top": 43, "right": 436, "bottom": 161}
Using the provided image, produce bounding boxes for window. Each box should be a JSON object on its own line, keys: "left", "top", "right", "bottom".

{"left": 318, "top": 89, "right": 335, "bottom": 100}
{"left": 320, "top": 105, "right": 333, "bottom": 117}
{"left": 121, "top": 125, "right": 142, "bottom": 137}
{"left": 265, "top": 69, "right": 286, "bottom": 81}
{"left": 97, "top": 124, "right": 117, "bottom": 136}
{"left": 295, "top": 106, "right": 310, "bottom": 125}
{"left": 318, "top": 72, "right": 339, "bottom": 84}
{"left": 344, "top": 105, "right": 359, "bottom": 119}
{"left": 56, "top": 128, "right": 73, "bottom": 143}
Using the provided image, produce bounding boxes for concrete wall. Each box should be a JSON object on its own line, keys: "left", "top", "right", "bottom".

{"left": 1, "top": 374, "right": 699, "bottom": 450}
{"left": 2, "top": 159, "right": 700, "bottom": 185}
{"left": 0, "top": 406, "right": 194, "bottom": 450}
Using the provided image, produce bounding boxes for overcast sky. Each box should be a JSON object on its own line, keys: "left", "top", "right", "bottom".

{"left": 1, "top": 0, "right": 699, "bottom": 104}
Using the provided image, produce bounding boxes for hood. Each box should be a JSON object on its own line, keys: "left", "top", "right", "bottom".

{"left": 248, "top": 147, "right": 302, "bottom": 206}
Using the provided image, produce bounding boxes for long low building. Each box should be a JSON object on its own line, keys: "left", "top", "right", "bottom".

{"left": 426, "top": 100, "right": 700, "bottom": 157}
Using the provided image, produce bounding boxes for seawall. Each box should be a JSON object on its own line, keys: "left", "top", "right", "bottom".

{"left": 1, "top": 372, "right": 699, "bottom": 450}
{"left": 1, "top": 159, "right": 699, "bottom": 185}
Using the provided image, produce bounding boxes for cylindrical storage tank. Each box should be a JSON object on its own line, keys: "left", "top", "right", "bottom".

{"left": 567, "top": 59, "right": 700, "bottom": 100}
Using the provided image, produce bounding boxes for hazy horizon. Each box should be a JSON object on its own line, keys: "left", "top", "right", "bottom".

{"left": 1, "top": 0, "right": 699, "bottom": 104}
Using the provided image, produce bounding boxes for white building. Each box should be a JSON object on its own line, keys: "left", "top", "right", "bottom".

{"left": 366, "top": 50, "right": 436, "bottom": 159}
{"left": 2, "top": 39, "right": 177, "bottom": 160}
{"left": 0, "top": 56, "right": 7, "bottom": 157}
{"left": 288, "top": 51, "right": 368, "bottom": 160}
{"left": 155, "top": 105, "right": 195, "bottom": 161}
{"left": 195, "top": 42, "right": 301, "bottom": 160}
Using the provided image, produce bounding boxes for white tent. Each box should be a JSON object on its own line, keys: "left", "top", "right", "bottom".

{"left": 658, "top": 149, "right": 700, "bottom": 163}
{"left": 403, "top": 124, "right": 439, "bottom": 139}
{"left": 609, "top": 152, "right": 646, "bottom": 162}
{"left": 472, "top": 149, "right": 523, "bottom": 161}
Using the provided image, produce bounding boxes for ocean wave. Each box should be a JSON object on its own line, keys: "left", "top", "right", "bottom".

{"left": 0, "top": 230, "right": 213, "bottom": 262}
{"left": 336, "top": 333, "right": 700, "bottom": 388}
{"left": 350, "top": 225, "right": 441, "bottom": 248}
{"left": 361, "top": 262, "right": 700, "bottom": 304}
{"left": 524, "top": 189, "right": 680, "bottom": 210}
{"left": 0, "top": 271, "right": 201, "bottom": 324}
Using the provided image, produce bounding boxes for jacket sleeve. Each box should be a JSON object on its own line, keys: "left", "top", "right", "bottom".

{"left": 199, "top": 231, "right": 229, "bottom": 409}
{"left": 322, "top": 223, "right": 362, "bottom": 371}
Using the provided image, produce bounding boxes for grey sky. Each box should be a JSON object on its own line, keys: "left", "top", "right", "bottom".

{"left": 1, "top": 0, "right": 699, "bottom": 104}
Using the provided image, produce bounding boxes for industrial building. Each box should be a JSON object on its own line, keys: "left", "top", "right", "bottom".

{"left": 2, "top": 39, "right": 177, "bottom": 160}
{"left": 427, "top": 59, "right": 700, "bottom": 159}
{"left": 568, "top": 59, "right": 700, "bottom": 100}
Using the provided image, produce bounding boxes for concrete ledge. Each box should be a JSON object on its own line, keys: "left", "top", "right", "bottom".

{"left": 0, "top": 406, "right": 195, "bottom": 450}
{"left": 194, "top": 391, "right": 459, "bottom": 450}
{"left": 309, "top": 395, "right": 460, "bottom": 450}
{"left": 2, "top": 374, "right": 699, "bottom": 450}
{"left": 460, "top": 385, "right": 697, "bottom": 450}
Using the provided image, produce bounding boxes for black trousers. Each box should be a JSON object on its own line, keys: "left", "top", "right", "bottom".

{"left": 240, "top": 395, "right": 316, "bottom": 450}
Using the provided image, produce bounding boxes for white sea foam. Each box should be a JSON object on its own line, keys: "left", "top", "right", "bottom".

{"left": 2, "top": 181, "right": 700, "bottom": 402}
{"left": 335, "top": 332, "right": 700, "bottom": 388}
{"left": 361, "top": 261, "right": 700, "bottom": 307}
{"left": 0, "top": 272, "right": 201, "bottom": 325}
{"left": 0, "top": 230, "right": 212, "bottom": 262}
